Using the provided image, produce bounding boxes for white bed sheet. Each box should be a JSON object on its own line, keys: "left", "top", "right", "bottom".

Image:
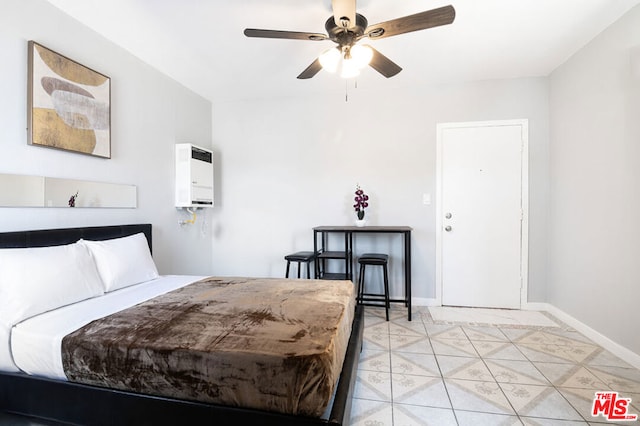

{"left": 10, "top": 275, "right": 206, "bottom": 380}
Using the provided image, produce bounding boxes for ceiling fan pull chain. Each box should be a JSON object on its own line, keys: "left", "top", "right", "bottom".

{"left": 343, "top": 78, "right": 359, "bottom": 102}
{"left": 345, "top": 79, "right": 349, "bottom": 102}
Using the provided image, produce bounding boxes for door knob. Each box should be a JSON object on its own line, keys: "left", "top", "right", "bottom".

{"left": 444, "top": 226, "right": 452, "bottom": 232}
{"left": 445, "top": 213, "right": 452, "bottom": 219}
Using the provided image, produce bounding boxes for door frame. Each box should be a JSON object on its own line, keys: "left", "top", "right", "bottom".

{"left": 435, "top": 119, "right": 529, "bottom": 308}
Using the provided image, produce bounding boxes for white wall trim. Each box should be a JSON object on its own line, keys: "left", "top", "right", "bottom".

{"left": 526, "top": 302, "right": 640, "bottom": 369}
{"left": 413, "top": 297, "right": 440, "bottom": 307}
{"left": 411, "top": 300, "right": 640, "bottom": 369}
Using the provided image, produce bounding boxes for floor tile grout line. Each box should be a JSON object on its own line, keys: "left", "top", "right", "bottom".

{"left": 475, "top": 347, "right": 522, "bottom": 419}
{"left": 425, "top": 324, "right": 465, "bottom": 425}
{"left": 434, "top": 359, "right": 461, "bottom": 425}
{"left": 385, "top": 324, "right": 395, "bottom": 425}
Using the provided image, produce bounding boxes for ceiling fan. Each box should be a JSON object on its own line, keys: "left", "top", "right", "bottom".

{"left": 243, "top": 0, "right": 455, "bottom": 79}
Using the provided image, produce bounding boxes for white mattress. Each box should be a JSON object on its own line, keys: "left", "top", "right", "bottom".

{"left": 10, "top": 275, "right": 205, "bottom": 379}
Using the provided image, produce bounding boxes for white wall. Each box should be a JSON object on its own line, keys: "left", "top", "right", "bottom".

{"left": 211, "top": 78, "right": 549, "bottom": 303}
{"left": 549, "top": 5, "right": 640, "bottom": 355}
{"left": 0, "top": 0, "right": 214, "bottom": 275}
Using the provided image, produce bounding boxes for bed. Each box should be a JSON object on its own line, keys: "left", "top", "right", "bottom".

{"left": 0, "top": 224, "right": 363, "bottom": 426}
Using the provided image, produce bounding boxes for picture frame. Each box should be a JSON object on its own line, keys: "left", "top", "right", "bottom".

{"left": 27, "top": 41, "right": 111, "bottom": 158}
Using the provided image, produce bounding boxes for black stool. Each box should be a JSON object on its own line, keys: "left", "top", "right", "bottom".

{"left": 357, "top": 253, "right": 390, "bottom": 321}
{"left": 284, "top": 251, "right": 316, "bottom": 279}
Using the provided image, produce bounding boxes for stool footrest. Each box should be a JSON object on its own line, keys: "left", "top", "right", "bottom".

{"left": 359, "top": 303, "right": 388, "bottom": 309}
{"left": 359, "top": 297, "right": 388, "bottom": 304}
{"left": 360, "top": 294, "right": 388, "bottom": 301}
{"left": 360, "top": 293, "right": 387, "bottom": 297}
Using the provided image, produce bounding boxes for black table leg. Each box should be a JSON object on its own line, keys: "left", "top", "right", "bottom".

{"left": 405, "top": 231, "right": 412, "bottom": 321}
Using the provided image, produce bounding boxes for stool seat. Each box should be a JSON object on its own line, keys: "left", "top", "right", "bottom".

{"left": 284, "top": 251, "right": 316, "bottom": 262}
{"left": 358, "top": 253, "right": 389, "bottom": 265}
{"left": 284, "top": 251, "right": 316, "bottom": 279}
{"left": 357, "top": 253, "right": 390, "bottom": 321}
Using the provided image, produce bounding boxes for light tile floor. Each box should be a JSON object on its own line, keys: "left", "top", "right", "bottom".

{"left": 350, "top": 306, "right": 640, "bottom": 425}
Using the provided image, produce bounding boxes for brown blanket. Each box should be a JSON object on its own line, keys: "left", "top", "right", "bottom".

{"left": 61, "top": 277, "right": 356, "bottom": 417}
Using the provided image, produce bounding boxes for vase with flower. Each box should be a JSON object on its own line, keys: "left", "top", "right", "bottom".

{"left": 353, "top": 184, "right": 369, "bottom": 227}
{"left": 68, "top": 191, "right": 78, "bottom": 208}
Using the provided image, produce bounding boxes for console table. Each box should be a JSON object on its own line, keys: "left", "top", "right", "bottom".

{"left": 313, "top": 226, "right": 412, "bottom": 320}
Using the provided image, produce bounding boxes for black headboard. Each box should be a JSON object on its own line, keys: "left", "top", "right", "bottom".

{"left": 0, "top": 224, "right": 152, "bottom": 253}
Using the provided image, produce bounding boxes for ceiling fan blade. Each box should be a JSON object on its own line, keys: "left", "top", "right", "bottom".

{"left": 297, "top": 58, "right": 323, "bottom": 79}
{"left": 332, "top": 0, "right": 356, "bottom": 29}
{"left": 365, "top": 5, "right": 455, "bottom": 40}
{"left": 367, "top": 46, "right": 402, "bottom": 78}
{"left": 244, "top": 28, "right": 328, "bottom": 41}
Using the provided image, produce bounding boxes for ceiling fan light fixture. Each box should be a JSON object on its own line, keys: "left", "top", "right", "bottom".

{"left": 350, "top": 44, "right": 373, "bottom": 69}
{"left": 319, "top": 47, "right": 341, "bottom": 73}
{"left": 340, "top": 58, "right": 361, "bottom": 78}
{"left": 319, "top": 45, "right": 363, "bottom": 78}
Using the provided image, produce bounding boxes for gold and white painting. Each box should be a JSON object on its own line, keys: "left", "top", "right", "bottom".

{"left": 27, "top": 41, "right": 111, "bottom": 158}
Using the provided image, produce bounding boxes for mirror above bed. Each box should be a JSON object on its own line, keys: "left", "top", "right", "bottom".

{"left": 0, "top": 173, "right": 136, "bottom": 208}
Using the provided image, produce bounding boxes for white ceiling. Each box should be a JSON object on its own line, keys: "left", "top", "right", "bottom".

{"left": 45, "top": 0, "right": 640, "bottom": 102}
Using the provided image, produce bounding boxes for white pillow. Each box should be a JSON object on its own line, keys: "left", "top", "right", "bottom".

{"left": 0, "top": 242, "right": 105, "bottom": 328}
{"left": 80, "top": 233, "right": 159, "bottom": 292}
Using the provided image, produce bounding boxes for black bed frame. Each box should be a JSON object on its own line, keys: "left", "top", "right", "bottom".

{"left": 0, "top": 224, "right": 364, "bottom": 426}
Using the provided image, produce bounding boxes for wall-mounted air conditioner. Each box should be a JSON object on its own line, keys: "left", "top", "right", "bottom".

{"left": 175, "top": 143, "right": 213, "bottom": 208}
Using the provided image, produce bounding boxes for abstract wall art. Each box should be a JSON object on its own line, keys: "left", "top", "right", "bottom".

{"left": 27, "top": 41, "right": 111, "bottom": 158}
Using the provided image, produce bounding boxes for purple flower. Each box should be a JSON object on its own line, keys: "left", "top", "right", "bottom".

{"left": 68, "top": 191, "right": 78, "bottom": 207}
{"left": 353, "top": 185, "right": 369, "bottom": 219}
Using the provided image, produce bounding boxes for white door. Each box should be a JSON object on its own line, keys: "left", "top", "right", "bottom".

{"left": 436, "top": 120, "right": 528, "bottom": 309}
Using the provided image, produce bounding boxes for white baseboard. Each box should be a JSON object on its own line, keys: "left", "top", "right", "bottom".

{"left": 412, "top": 299, "right": 640, "bottom": 369}
{"left": 412, "top": 297, "right": 439, "bottom": 307}
{"left": 525, "top": 302, "right": 640, "bottom": 369}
